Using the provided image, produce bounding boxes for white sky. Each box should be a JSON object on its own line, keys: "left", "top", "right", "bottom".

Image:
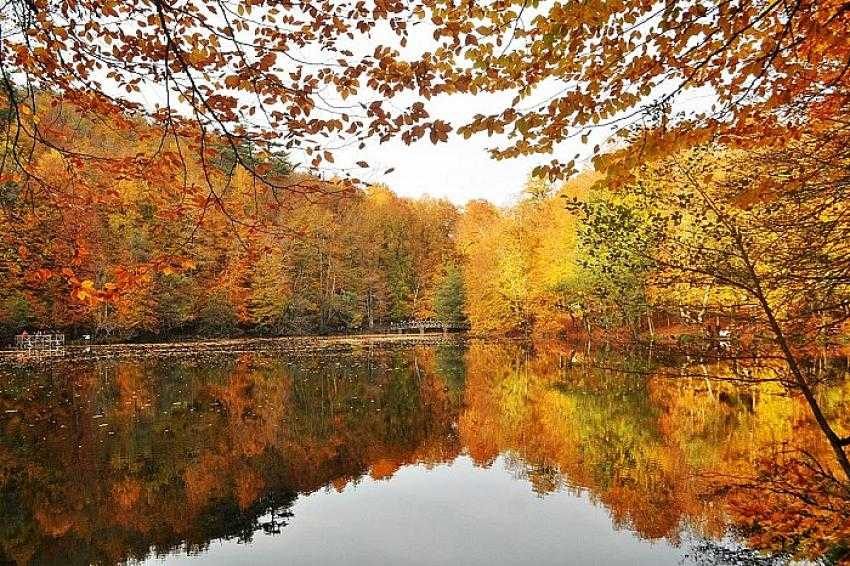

{"left": 343, "top": 126, "right": 549, "bottom": 207}
{"left": 338, "top": 85, "right": 716, "bottom": 207}
{"left": 326, "top": 91, "right": 599, "bottom": 207}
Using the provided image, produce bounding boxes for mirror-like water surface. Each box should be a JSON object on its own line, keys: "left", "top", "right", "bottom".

{"left": 1, "top": 340, "right": 848, "bottom": 565}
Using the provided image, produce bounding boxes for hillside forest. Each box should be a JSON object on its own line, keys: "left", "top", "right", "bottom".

{"left": 1, "top": 92, "right": 849, "bottom": 352}
{"left": 2, "top": 0, "right": 849, "bottom": 355}
{"left": 1, "top": 93, "right": 584, "bottom": 340}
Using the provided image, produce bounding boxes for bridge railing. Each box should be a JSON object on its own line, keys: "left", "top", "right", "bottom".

{"left": 14, "top": 334, "right": 66, "bottom": 357}
{"left": 388, "top": 320, "right": 469, "bottom": 333}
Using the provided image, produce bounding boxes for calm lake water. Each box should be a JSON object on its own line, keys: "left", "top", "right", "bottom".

{"left": 1, "top": 340, "right": 847, "bottom": 565}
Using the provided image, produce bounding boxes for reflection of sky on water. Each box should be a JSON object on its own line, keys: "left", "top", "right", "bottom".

{"left": 148, "top": 456, "right": 690, "bottom": 566}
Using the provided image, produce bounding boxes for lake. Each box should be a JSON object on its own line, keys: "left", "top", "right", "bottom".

{"left": 1, "top": 339, "right": 847, "bottom": 564}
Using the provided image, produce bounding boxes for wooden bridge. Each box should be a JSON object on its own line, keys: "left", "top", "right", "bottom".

{"left": 389, "top": 319, "right": 469, "bottom": 335}
{"left": 14, "top": 333, "right": 66, "bottom": 358}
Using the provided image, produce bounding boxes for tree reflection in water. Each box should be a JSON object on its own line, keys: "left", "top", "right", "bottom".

{"left": 0, "top": 341, "right": 847, "bottom": 564}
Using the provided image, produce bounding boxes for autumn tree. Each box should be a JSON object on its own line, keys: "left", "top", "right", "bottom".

{"left": 576, "top": 143, "right": 850, "bottom": 480}
{"left": 456, "top": 200, "right": 520, "bottom": 333}
{"left": 2, "top": 0, "right": 848, "bottom": 328}
{"left": 8, "top": 0, "right": 847, "bottom": 180}
{"left": 0, "top": 0, "right": 452, "bottom": 185}
{"left": 424, "top": 0, "right": 850, "bottom": 179}
{"left": 249, "top": 253, "right": 292, "bottom": 333}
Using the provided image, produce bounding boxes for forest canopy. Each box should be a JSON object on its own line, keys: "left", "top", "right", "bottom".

{"left": 1, "top": 0, "right": 847, "bottom": 201}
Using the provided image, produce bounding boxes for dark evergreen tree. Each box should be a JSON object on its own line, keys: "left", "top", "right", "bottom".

{"left": 435, "top": 263, "right": 467, "bottom": 324}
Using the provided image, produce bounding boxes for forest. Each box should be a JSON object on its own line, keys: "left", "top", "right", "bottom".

{"left": 2, "top": 0, "right": 850, "bottom": 479}
{"left": 1, "top": 0, "right": 847, "bottom": 348}
{"left": 2, "top": 92, "right": 848, "bottom": 353}
{"left": 0, "top": 94, "right": 608, "bottom": 340}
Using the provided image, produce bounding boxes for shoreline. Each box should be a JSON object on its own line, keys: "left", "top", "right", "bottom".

{"left": 0, "top": 333, "right": 474, "bottom": 368}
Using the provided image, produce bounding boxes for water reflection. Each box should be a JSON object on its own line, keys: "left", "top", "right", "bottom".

{"left": 0, "top": 341, "right": 847, "bottom": 564}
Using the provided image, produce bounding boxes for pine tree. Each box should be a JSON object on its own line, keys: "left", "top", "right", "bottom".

{"left": 435, "top": 263, "right": 467, "bottom": 324}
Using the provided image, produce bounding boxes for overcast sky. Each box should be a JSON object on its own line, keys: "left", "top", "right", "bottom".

{"left": 338, "top": 129, "right": 569, "bottom": 207}
{"left": 326, "top": 91, "right": 598, "bottom": 207}
{"left": 334, "top": 86, "right": 717, "bottom": 207}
